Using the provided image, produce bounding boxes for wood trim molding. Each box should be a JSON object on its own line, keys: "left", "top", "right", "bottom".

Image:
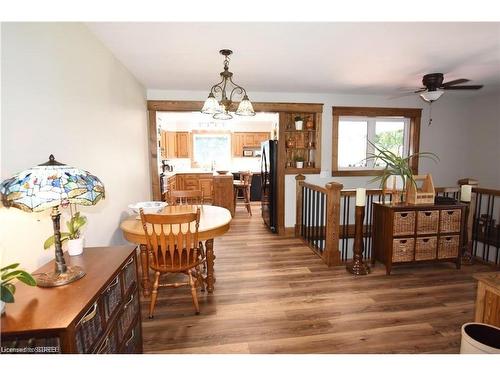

{"left": 331, "top": 106, "right": 422, "bottom": 177}
{"left": 147, "top": 100, "right": 324, "bottom": 230}
{"left": 148, "top": 100, "right": 323, "bottom": 114}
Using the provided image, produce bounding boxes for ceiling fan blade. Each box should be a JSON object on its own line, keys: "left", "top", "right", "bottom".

{"left": 442, "top": 78, "right": 470, "bottom": 86}
{"left": 443, "top": 85, "right": 484, "bottom": 90}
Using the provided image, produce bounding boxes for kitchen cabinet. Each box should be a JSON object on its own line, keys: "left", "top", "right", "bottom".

{"left": 176, "top": 132, "right": 191, "bottom": 158}
{"left": 232, "top": 132, "right": 270, "bottom": 157}
{"left": 159, "top": 131, "right": 191, "bottom": 159}
{"left": 168, "top": 173, "right": 213, "bottom": 202}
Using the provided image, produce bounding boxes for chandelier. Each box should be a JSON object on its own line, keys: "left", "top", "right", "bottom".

{"left": 201, "top": 49, "right": 255, "bottom": 120}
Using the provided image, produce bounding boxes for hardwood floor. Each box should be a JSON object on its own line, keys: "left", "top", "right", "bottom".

{"left": 140, "top": 204, "right": 493, "bottom": 354}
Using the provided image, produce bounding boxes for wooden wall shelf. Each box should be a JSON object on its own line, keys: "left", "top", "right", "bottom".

{"left": 282, "top": 112, "right": 321, "bottom": 174}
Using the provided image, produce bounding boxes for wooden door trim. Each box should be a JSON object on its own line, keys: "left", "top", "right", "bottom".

{"left": 148, "top": 100, "right": 323, "bottom": 235}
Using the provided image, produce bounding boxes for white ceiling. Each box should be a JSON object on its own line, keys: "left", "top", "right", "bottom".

{"left": 87, "top": 22, "right": 500, "bottom": 95}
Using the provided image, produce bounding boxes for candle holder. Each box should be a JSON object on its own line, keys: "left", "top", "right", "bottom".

{"left": 346, "top": 205, "right": 371, "bottom": 275}
{"left": 461, "top": 200, "right": 474, "bottom": 265}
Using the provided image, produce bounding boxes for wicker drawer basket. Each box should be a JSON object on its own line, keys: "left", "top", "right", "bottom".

{"left": 415, "top": 236, "right": 437, "bottom": 260}
{"left": 438, "top": 235, "right": 460, "bottom": 259}
{"left": 440, "top": 209, "right": 462, "bottom": 233}
{"left": 417, "top": 210, "right": 439, "bottom": 234}
{"left": 393, "top": 211, "right": 416, "bottom": 236}
{"left": 392, "top": 238, "right": 415, "bottom": 262}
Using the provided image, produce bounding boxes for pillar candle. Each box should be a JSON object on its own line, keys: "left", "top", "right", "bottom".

{"left": 461, "top": 184, "right": 472, "bottom": 202}
{"left": 355, "top": 188, "right": 366, "bottom": 206}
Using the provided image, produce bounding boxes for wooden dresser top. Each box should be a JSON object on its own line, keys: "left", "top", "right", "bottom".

{"left": 1, "top": 246, "right": 136, "bottom": 334}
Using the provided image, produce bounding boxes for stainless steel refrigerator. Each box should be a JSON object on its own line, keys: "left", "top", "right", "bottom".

{"left": 260, "top": 140, "right": 278, "bottom": 232}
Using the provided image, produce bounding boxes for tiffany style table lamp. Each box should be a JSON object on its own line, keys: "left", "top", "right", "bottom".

{"left": 0, "top": 155, "right": 105, "bottom": 287}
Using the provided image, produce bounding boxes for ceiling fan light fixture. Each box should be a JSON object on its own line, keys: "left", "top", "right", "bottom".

{"left": 420, "top": 90, "right": 444, "bottom": 103}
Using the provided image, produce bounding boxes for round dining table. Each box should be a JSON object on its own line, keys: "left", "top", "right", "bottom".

{"left": 120, "top": 204, "right": 232, "bottom": 296}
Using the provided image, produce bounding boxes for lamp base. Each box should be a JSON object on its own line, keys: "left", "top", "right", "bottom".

{"left": 34, "top": 266, "right": 86, "bottom": 287}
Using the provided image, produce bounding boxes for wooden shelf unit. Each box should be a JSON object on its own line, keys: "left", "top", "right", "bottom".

{"left": 372, "top": 202, "right": 466, "bottom": 275}
{"left": 282, "top": 112, "right": 321, "bottom": 174}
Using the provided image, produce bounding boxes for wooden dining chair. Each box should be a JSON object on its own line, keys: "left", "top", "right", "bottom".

{"left": 169, "top": 189, "right": 206, "bottom": 270}
{"left": 233, "top": 171, "right": 253, "bottom": 216}
{"left": 169, "top": 189, "right": 204, "bottom": 206}
{"left": 140, "top": 208, "right": 205, "bottom": 318}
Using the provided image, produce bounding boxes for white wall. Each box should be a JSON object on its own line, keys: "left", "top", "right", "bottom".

{"left": 464, "top": 93, "right": 500, "bottom": 188}
{"left": 148, "top": 88, "right": 479, "bottom": 226}
{"left": 0, "top": 23, "right": 150, "bottom": 272}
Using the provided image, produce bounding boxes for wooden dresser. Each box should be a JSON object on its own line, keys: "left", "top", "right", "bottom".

{"left": 372, "top": 202, "right": 466, "bottom": 275}
{"left": 0, "top": 246, "right": 142, "bottom": 354}
{"left": 474, "top": 272, "right": 500, "bottom": 327}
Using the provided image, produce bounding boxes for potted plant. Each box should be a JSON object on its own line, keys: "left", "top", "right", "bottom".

{"left": 364, "top": 141, "right": 439, "bottom": 202}
{"left": 1, "top": 263, "right": 36, "bottom": 314}
{"left": 295, "top": 156, "right": 305, "bottom": 168}
{"left": 294, "top": 116, "right": 303, "bottom": 130}
{"left": 44, "top": 211, "right": 87, "bottom": 256}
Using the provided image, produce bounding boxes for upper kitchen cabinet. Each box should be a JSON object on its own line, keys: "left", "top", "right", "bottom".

{"left": 159, "top": 131, "right": 191, "bottom": 159}
{"left": 176, "top": 132, "right": 191, "bottom": 158}
{"left": 232, "top": 132, "right": 270, "bottom": 157}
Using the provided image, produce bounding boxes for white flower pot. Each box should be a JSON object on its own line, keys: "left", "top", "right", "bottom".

{"left": 1, "top": 301, "right": 5, "bottom": 315}
{"left": 296, "top": 161, "right": 304, "bottom": 168}
{"left": 68, "top": 238, "right": 84, "bottom": 256}
{"left": 295, "top": 121, "right": 303, "bottom": 130}
{"left": 460, "top": 323, "right": 500, "bottom": 354}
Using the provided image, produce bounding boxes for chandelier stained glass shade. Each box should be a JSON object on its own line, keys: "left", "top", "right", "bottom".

{"left": 1, "top": 154, "right": 105, "bottom": 212}
{"left": 201, "top": 49, "right": 256, "bottom": 120}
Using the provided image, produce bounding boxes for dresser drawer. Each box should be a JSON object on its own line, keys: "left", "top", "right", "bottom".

{"left": 392, "top": 238, "right": 415, "bottom": 262}
{"left": 415, "top": 236, "right": 437, "bottom": 260}
{"left": 118, "top": 288, "right": 140, "bottom": 342}
{"left": 121, "top": 319, "right": 141, "bottom": 353}
{"left": 75, "top": 301, "right": 104, "bottom": 353}
{"left": 438, "top": 235, "right": 460, "bottom": 259}
{"left": 417, "top": 210, "right": 439, "bottom": 234}
{"left": 102, "top": 275, "right": 122, "bottom": 322}
{"left": 96, "top": 326, "right": 119, "bottom": 354}
{"left": 121, "top": 255, "right": 137, "bottom": 294}
{"left": 440, "top": 209, "right": 462, "bottom": 233}
{"left": 393, "top": 211, "right": 416, "bottom": 236}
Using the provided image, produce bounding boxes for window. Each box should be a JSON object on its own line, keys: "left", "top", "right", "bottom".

{"left": 338, "top": 117, "right": 410, "bottom": 169}
{"left": 332, "top": 107, "right": 421, "bottom": 176}
{"left": 192, "top": 133, "right": 231, "bottom": 169}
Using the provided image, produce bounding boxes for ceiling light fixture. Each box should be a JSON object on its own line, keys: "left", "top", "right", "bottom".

{"left": 201, "top": 49, "right": 255, "bottom": 120}
{"left": 419, "top": 89, "right": 444, "bottom": 103}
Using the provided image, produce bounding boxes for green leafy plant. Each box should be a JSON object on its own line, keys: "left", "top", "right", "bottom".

{"left": 364, "top": 141, "right": 439, "bottom": 190}
{"left": 294, "top": 156, "right": 305, "bottom": 162}
{"left": 294, "top": 116, "right": 303, "bottom": 122}
{"left": 1, "top": 263, "right": 36, "bottom": 303}
{"left": 44, "top": 211, "right": 87, "bottom": 250}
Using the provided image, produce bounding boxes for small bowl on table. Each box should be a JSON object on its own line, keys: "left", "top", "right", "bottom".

{"left": 128, "top": 201, "right": 167, "bottom": 216}
{"left": 216, "top": 170, "right": 229, "bottom": 175}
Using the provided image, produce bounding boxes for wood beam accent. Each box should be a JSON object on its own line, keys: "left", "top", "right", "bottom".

{"left": 148, "top": 100, "right": 323, "bottom": 114}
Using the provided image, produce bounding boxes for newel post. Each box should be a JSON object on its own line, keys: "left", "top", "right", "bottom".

{"left": 458, "top": 177, "right": 479, "bottom": 264}
{"left": 324, "top": 181, "right": 343, "bottom": 266}
{"left": 295, "top": 174, "right": 306, "bottom": 237}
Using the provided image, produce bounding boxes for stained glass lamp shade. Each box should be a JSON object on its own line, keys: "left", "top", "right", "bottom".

{"left": 0, "top": 155, "right": 105, "bottom": 287}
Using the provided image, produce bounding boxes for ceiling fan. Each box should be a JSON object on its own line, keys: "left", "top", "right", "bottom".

{"left": 414, "top": 73, "right": 484, "bottom": 102}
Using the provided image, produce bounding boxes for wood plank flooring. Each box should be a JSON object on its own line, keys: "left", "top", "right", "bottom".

{"left": 140, "top": 204, "right": 493, "bottom": 354}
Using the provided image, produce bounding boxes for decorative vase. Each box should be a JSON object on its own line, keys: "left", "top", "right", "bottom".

{"left": 305, "top": 119, "right": 314, "bottom": 130}
{"left": 295, "top": 121, "right": 303, "bottom": 131}
{"left": 1, "top": 301, "right": 5, "bottom": 315}
{"left": 296, "top": 161, "right": 304, "bottom": 168}
{"left": 286, "top": 138, "right": 296, "bottom": 148}
{"left": 68, "top": 237, "right": 84, "bottom": 256}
